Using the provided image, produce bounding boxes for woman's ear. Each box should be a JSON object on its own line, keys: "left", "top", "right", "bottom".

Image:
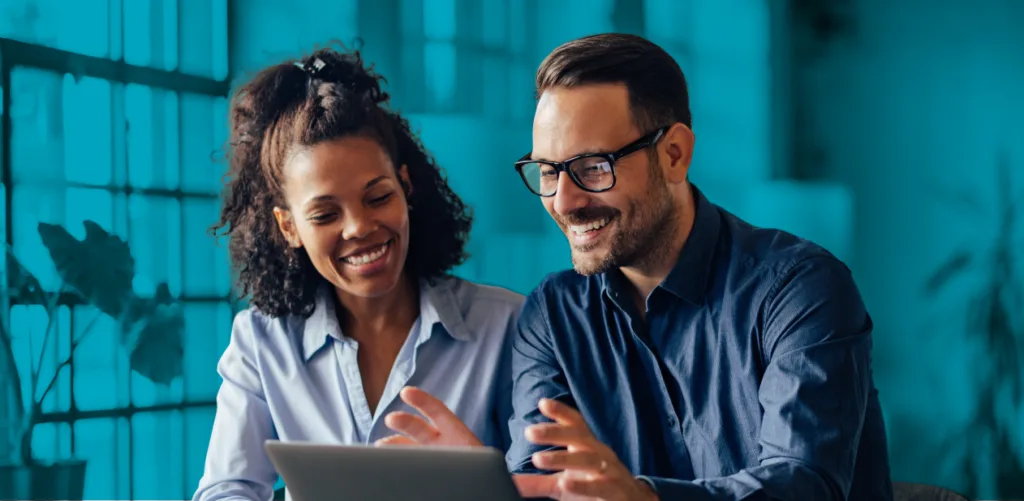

{"left": 273, "top": 206, "right": 302, "bottom": 248}
{"left": 398, "top": 164, "right": 413, "bottom": 198}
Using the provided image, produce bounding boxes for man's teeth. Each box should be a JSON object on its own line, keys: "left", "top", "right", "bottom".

{"left": 344, "top": 243, "right": 388, "bottom": 265}
{"left": 570, "top": 218, "right": 611, "bottom": 235}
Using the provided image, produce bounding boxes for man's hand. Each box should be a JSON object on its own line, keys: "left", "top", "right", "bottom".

{"left": 513, "top": 398, "right": 659, "bottom": 501}
{"left": 374, "top": 386, "right": 483, "bottom": 447}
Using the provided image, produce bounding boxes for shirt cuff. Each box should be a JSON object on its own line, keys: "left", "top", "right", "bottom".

{"left": 638, "top": 476, "right": 716, "bottom": 501}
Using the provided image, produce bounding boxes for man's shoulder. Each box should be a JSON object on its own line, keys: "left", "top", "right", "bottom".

{"left": 719, "top": 208, "right": 847, "bottom": 281}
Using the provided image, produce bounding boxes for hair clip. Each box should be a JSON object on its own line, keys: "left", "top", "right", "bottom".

{"left": 294, "top": 57, "right": 326, "bottom": 77}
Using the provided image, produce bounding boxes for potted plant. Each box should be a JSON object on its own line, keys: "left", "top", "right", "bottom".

{"left": 0, "top": 220, "right": 185, "bottom": 500}
{"left": 923, "top": 151, "right": 1024, "bottom": 499}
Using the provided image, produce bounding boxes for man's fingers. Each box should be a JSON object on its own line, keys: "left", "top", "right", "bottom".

{"left": 373, "top": 435, "right": 416, "bottom": 446}
{"left": 558, "top": 474, "right": 617, "bottom": 499}
{"left": 525, "top": 422, "right": 593, "bottom": 448}
{"left": 383, "top": 411, "right": 441, "bottom": 444}
{"left": 538, "top": 398, "right": 584, "bottom": 426}
{"left": 532, "top": 450, "right": 609, "bottom": 474}
{"left": 512, "top": 474, "right": 560, "bottom": 499}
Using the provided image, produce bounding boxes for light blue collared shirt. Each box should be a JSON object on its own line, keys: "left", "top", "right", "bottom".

{"left": 193, "top": 276, "right": 524, "bottom": 501}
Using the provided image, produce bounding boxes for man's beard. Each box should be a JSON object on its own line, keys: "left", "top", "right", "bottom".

{"left": 558, "top": 161, "right": 678, "bottom": 276}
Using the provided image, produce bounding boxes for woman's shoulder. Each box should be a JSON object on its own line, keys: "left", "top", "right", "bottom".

{"left": 228, "top": 303, "right": 306, "bottom": 350}
{"left": 434, "top": 275, "right": 526, "bottom": 312}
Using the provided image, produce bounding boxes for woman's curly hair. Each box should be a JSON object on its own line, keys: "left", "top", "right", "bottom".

{"left": 211, "top": 43, "right": 473, "bottom": 318}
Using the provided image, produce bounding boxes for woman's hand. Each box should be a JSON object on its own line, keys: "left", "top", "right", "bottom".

{"left": 374, "top": 386, "right": 483, "bottom": 447}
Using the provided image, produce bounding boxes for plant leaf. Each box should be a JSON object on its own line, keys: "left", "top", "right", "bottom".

{"left": 5, "top": 250, "right": 47, "bottom": 305}
{"left": 923, "top": 250, "right": 974, "bottom": 296}
{"left": 120, "top": 284, "right": 184, "bottom": 384}
{"left": 37, "top": 220, "right": 134, "bottom": 317}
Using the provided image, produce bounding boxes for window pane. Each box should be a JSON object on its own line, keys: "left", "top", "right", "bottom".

{"left": 509, "top": 62, "right": 534, "bottom": 120}
{"left": 183, "top": 302, "right": 231, "bottom": 400}
{"left": 182, "top": 198, "right": 231, "bottom": 296}
{"left": 11, "top": 185, "right": 64, "bottom": 289}
{"left": 73, "top": 306, "right": 128, "bottom": 411}
{"left": 132, "top": 411, "right": 185, "bottom": 500}
{"left": 424, "top": 42, "right": 457, "bottom": 111}
{"left": 483, "top": 57, "right": 508, "bottom": 119}
{"left": 29, "top": 422, "right": 72, "bottom": 464}
{"left": 9, "top": 305, "right": 71, "bottom": 413}
{"left": 75, "top": 417, "right": 130, "bottom": 499}
{"left": 123, "top": 0, "right": 179, "bottom": 71}
{"left": 423, "top": 0, "right": 457, "bottom": 40}
{"left": 128, "top": 195, "right": 183, "bottom": 296}
{"left": 507, "top": 0, "right": 527, "bottom": 56}
{"left": 10, "top": 67, "right": 64, "bottom": 184}
{"left": 63, "top": 75, "right": 113, "bottom": 186}
{"left": 185, "top": 407, "right": 217, "bottom": 494}
{"left": 0, "top": 0, "right": 109, "bottom": 58}
{"left": 180, "top": 93, "right": 228, "bottom": 194}
{"left": 179, "top": 0, "right": 229, "bottom": 80}
{"left": 126, "top": 84, "right": 181, "bottom": 190}
{"left": 482, "top": 0, "right": 506, "bottom": 48}
{"left": 65, "top": 187, "right": 115, "bottom": 239}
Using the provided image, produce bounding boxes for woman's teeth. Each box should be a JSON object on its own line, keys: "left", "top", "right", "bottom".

{"left": 343, "top": 242, "right": 388, "bottom": 265}
{"left": 570, "top": 217, "right": 610, "bottom": 235}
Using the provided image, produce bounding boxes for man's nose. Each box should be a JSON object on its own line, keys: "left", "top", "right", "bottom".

{"left": 551, "top": 173, "right": 589, "bottom": 216}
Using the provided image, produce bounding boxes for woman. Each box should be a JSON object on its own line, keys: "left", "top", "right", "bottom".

{"left": 193, "top": 46, "right": 523, "bottom": 501}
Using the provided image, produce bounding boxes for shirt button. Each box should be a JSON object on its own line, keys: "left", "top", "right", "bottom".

{"left": 667, "top": 416, "right": 678, "bottom": 427}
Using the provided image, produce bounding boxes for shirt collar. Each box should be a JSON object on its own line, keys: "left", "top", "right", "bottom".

{"left": 301, "top": 277, "right": 473, "bottom": 362}
{"left": 600, "top": 184, "right": 720, "bottom": 306}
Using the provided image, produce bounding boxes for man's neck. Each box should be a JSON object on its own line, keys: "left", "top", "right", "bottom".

{"left": 619, "top": 193, "right": 696, "bottom": 311}
{"left": 335, "top": 274, "right": 420, "bottom": 348}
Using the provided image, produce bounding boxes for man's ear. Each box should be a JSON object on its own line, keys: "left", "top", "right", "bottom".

{"left": 273, "top": 206, "right": 302, "bottom": 248}
{"left": 662, "top": 123, "right": 695, "bottom": 184}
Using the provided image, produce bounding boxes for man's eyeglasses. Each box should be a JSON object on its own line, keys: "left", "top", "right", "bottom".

{"left": 513, "top": 126, "right": 668, "bottom": 197}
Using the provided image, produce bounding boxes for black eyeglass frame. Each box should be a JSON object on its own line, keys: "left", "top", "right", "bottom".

{"left": 513, "top": 126, "right": 669, "bottom": 197}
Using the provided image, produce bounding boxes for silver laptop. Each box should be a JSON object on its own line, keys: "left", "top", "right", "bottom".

{"left": 264, "top": 440, "right": 524, "bottom": 501}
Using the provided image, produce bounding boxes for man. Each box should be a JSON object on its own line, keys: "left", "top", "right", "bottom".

{"left": 379, "top": 33, "right": 893, "bottom": 501}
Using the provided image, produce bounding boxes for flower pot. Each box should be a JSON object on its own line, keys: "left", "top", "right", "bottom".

{"left": 0, "top": 460, "right": 87, "bottom": 500}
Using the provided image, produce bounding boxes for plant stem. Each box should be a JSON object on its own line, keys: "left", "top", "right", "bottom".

{"left": 31, "top": 289, "right": 64, "bottom": 403}
{"left": 35, "top": 312, "right": 100, "bottom": 407}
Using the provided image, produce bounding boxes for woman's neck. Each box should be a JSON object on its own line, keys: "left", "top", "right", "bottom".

{"left": 335, "top": 274, "right": 420, "bottom": 347}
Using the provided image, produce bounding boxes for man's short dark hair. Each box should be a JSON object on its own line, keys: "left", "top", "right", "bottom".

{"left": 536, "top": 33, "right": 692, "bottom": 133}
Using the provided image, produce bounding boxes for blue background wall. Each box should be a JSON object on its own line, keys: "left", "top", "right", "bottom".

{"left": 0, "top": 0, "right": 1021, "bottom": 499}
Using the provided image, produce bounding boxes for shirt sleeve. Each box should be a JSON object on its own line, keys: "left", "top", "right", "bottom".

{"left": 504, "top": 289, "right": 574, "bottom": 474}
{"left": 639, "top": 256, "right": 876, "bottom": 501}
{"left": 192, "top": 311, "right": 279, "bottom": 501}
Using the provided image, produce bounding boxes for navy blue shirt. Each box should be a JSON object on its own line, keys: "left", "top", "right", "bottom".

{"left": 505, "top": 186, "right": 893, "bottom": 501}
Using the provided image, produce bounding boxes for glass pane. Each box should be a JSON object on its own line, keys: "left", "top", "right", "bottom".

{"left": 424, "top": 42, "right": 457, "bottom": 111}
{"left": 183, "top": 302, "right": 231, "bottom": 400}
{"left": 75, "top": 418, "right": 129, "bottom": 499}
{"left": 9, "top": 305, "right": 71, "bottom": 413}
{"left": 482, "top": 0, "right": 506, "bottom": 48}
{"left": 132, "top": 411, "right": 185, "bottom": 500}
{"left": 179, "top": 0, "right": 229, "bottom": 80}
{"left": 11, "top": 185, "right": 64, "bottom": 289}
{"left": 181, "top": 198, "right": 231, "bottom": 297}
{"left": 131, "top": 363, "right": 183, "bottom": 407}
{"left": 64, "top": 75, "right": 113, "bottom": 186}
{"left": 10, "top": 67, "right": 64, "bottom": 184}
{"left": 128, "top": 195, "right": 183, "bottom": 296}
{"left": 509, "top": 62, "right": 534, "bottom": 120}
{"left": 0, "top": 0, "right": 109, "bottom": 58}
{"left": 483, "top": 57, "right": 508, "bottom": 119}
{"left": 65, "top": 187, "right": 115, "bottom": 239}
{"left": 123, "top": 0, "right": 179, "bottom": 71}
{"left": 507, "top": 0, "right": 526, "bottom": 56}
{"left": 180, "top": 93, "right": 228, "bottom": 194}
{"left": 423, "top": 0, "right": 456, "bottom": 40}
{"left": 73, "top": 305, "right": 128, "bottom": 411}
{"left": 185, "top": 407, "right": 217, "bottom": 493}
{"left": 126, "top": 84, "right": 181, "bottom": 190}
{"left": 29, "top": 422, "right": 72, "bottom": 464}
